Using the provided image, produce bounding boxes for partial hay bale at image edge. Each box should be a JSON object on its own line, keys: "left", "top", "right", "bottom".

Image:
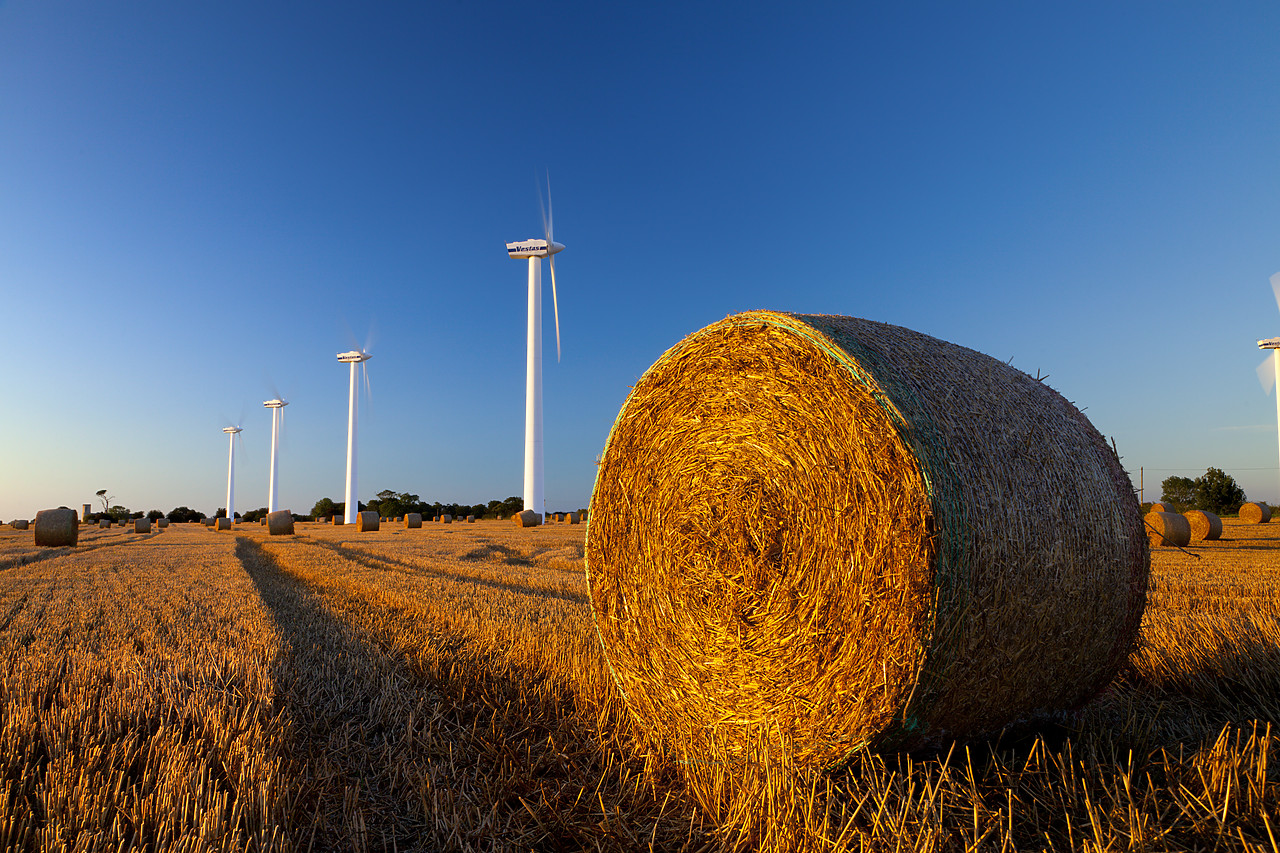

{"left": 1144, "top": 511, "right": 1190, "bottom": 547}
{"left": 585, "top": 311, "right": 1148, "bottom": 771}
{"left": 1240, "top": 502, "right": 1272, "bottom": 524}
{"left": 1182, "top": 509, "right": 1222, "bottom": 542}
{"left": 34, "top": 507, "right": 78, "bottom": 547}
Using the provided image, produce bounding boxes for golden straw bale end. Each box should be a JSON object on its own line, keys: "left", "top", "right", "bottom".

{"left": 1240, "top": 502, "right": 1272, "bottom": 524}
{"left": 1144, "top": 511, "right": 1190, "bottom": 547}
{"left": 1182, "top": 510, "right": 1221, "bottom": 541}
{"left": 586, "top": 311, "right": 1147, "bottom": 770}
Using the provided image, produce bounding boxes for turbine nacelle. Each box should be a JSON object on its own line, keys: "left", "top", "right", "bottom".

{"left": 222, "top": 426, "right": 242, "bottom": 435}
{"left": 1260, "top": 338, "right": 1280, "bottom": 350}
{"left": 263, "top": 399, "right": 289, "bottom": 408}
{"left": 506, "top": 239, "right": 565, "bottom": 259}
{"left": 337, "top": 350, "right": 372, "bottom": 363}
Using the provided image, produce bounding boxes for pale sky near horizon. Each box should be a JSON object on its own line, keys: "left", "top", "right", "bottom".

{"left": 2, "top": 1, "right": 1278, "bottom": 520}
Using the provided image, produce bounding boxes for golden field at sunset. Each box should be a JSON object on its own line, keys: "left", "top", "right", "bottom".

{"left": 1, "top": 518, "right": 1278, "bottom": 852}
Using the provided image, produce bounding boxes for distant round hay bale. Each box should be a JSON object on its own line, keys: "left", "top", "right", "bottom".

{"left": 356, "top": 511, "right": 379, "bottom": 532}
{"left": 34, "top": 508, "right": 78, "bottom": 547}
{"left": 441, "top": 514, "right": 452, "bottom": 524}
{"left": 1144, "top": 511, "right": 1190, "bottom": 547}
{"left": 157, "top": 518, "right": 169, "bottom": 528}
{"left": 586, "top": 311, "right": 1148, "bottom": 768}
{"left": 394, "top": 516, "right": 402, "bottom": 522}
{"left": 133, "top": 518, "right": 151, "bottom": 533}
{"left": 568, "top": 511, "right": 580, "bottom": 524}
{"left": 466, "top": 515, "right": 475, "bottom": 523}
{"left": 580, "top": 510, "right": 588, "bottom": 523}
{"left": 267, "top": 509, "right": 295, "bottom": 536}
{"left": 1182, "top": 510, "right": 1222, "bottom": 542}
{"left": 404, "top": 513, "right": 422, "bottom": 528}
{"left": 515, "top": 510, "right": 541, "bottom": 527}
{"left": 215, "top": 518, "right": 231, "bottom": 531}
{"left": 100, "top": 519, "right": 112, "bottom": 529}
{"left": 332, "top": 516, "right": 344, "bottom": 525}
{"left": 11, "top": 519, "right": 28, "bottom": 530}
{"left": 1240, "top": 502, "right": 1272, "bottom": 524}
{"left": 1150, "top": 502, "right": 1177, "bottom": 513}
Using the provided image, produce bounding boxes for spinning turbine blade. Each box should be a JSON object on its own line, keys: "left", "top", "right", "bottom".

{"left": 549, "top": 255, "right": 562, "bottom": 362}
{"left": 1260, "top": 356, "right": 1277, "bottom": 394}
{"left": 1272, "top": 271, "right": 1280, "bottom": 316}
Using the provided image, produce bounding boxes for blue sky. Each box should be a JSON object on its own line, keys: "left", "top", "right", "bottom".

{"left": 2, "top": 1, "right": 1278, "bottom": 520}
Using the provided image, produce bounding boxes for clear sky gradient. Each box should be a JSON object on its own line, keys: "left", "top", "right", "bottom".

{"left": 2, "top": 1, "right": 1278, "bottom": 520}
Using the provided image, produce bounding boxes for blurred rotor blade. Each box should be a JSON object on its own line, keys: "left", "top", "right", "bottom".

{"left": 549, "top": 255, "right": 562, "bottom": 362}
{"left": 1259, "top": 355, "right": 1276, "bottom": 394}
{"left": 544, "top": 171, "right": 554, "bottom": 242}
{"left": 362, "top": 361, "right": 373, "bottom": 423}
{"left": 364, "top": 318, "right": 378, "bottom": 354}
{"left": 1271, "top": 271, "right": 1280, "bottom": 317}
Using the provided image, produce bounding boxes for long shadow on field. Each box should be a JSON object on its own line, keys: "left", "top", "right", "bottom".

{"left": 233, "top": 535, "right": 700, "bottom": 853}
{"left": 299, "top": 536, "right": 588, "bottom": 605}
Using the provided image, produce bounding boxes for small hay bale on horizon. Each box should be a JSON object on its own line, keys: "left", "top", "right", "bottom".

{"left": 1150, "top": 501, "right": 1177, "bottom": 513}
{"left": 568, "top": 511, "right": 580, "bottom": 524}
{"left": 404, "top": 513, "right": 422, "bottom": 528}
{"left": 11, "top": 519, "right": 28, "bottom": 530}
{"left": 133, "top": 518, "right": 151, "bottom": 534}
{"left": 215, "top": 518, "right": 231, "bottom": 531}
{"left": 586, "top": 311, "right": 1147, "bottom": 771}
{"left": 440, "top": 514, "right": 452, "bottom": 524}
{"left": 34, "top": 508, "right": 78, "bottom": 547}
{"left": 1144, "top": 511, "right": 1190, "bottom": 547}
{"left": 1183, "top": 509, "right": 1222, "bottom": 541}
{"left": 1241, "top": 502, "right": 1272, "bottom": 524}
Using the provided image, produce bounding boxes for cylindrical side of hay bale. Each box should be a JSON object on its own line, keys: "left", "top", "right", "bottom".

{"left": 586, "top": 311, "right": 1148, "bottom": 768}
{"left": 515, "top": 510, "right": 541, "bottom": 527}
{"left": 1144, "top": 511, "right": 1190, "bottom": 547}
{"left": 34, "top": 508, "right": 79, "bottom": 547}
{"left": 267, "top": 510, "right": 295, "bottom": 536}
{"left": 99, "top": 519, "right": 111, "bottom": 528}
{"left": 440, "top": 514, "right": 452, "bottom": 524}
{"left": 1182, "top": 510, "right": 1221, "bottom": 542}
{"left": 332, "top": 516, "right": 344, "bottom": 525}
{"left": 1240, "top": 502, "right": 1272, "bottom": 524}
{"left": 404, "top": 513, "right": 422, "bottom": 528}
{"left": 215, "top": 517, "right": 231, "bottom": 530}
{"left": 568, "top": 511, "right": 580, "bottom": 524}
{"left": 356, "top": 511, "right": 379, "bottom": 532}
{"left": 133, "top": 518, "right": 151, "bottom": 533}
{"left": 466, "top": 515, "right": 475, "bottom": 523}
{"left": 157, "top": 518, "right": 169, "bottom": 528}
{"left": 12, "top": 519, "right": 29, "bottom": 530}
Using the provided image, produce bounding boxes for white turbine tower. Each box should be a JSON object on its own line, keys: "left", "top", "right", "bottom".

{"left": 506, "top": 176, "right": 564, "bottom": 525}
{"left": 1256, "top": 272, "right": 1280, "bottom": 503}
{"left": 264, "top": 398, "right": 288, "bottom": 513}
{"left": 338, "top": 349, "right": 372, "bottom": 524}
{"left": 223, "top": 425, "right": 242, "bottom": 523}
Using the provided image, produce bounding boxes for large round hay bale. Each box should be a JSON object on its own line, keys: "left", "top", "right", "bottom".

{"left": 440, "top": 514, "right": 452, "bottom": 524}
{"left": 1144, "top": 511, "right": 1190, "bottom": 547}
{"left": 11, "top": 519, "right": 28, "bottom": 530}
{"left": 356, "top": 511, "right": 379, "bottom": 532}
{"left": 515, "top": 510, "right": 541, "bottom": 527}
{"left": 1150, "top": 502, "right": 1177, "bottom": 513}
{"left": 1241, "top": 502, "right": 1272, "bottom": 524}
{"left": 1182, "top": 510, "right": 1221, "bottom": 542}
{"left": 215, "top": 517, "right": 231, "bottom": 531}
{"left": 34, "top": 508, "right": 78, "bottom": 547}
{"left": 404, "top": 513, "right": 422, "bottom": 528}
{"left": 267, "top": 510, "right": 295, "bottom": 536}
{"left": 586, "top": 311, "right": 1148, "bottom": 767}
{"left": 133, "top": 518, "right": 151, "bottom": 533}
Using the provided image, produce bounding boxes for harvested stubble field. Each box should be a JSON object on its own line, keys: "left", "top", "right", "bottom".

{"left": 1, "top": 518, "right": 1279, "bottom": 852}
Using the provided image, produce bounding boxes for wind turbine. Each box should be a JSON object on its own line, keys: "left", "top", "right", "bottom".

{"left": 506, "top": 175, "right": 564, "bottom": 524}
{"left": 1256, "top": 272, "right": 1280, "bottom": 503}
{"left": 223, "top": 425, "right": 242, "bottom": 523}
{"left": 337, "top": 348, "right": 372, "bottom": 524}
{"left": 263, "top": 398, "right": 288, "bottom": 513}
